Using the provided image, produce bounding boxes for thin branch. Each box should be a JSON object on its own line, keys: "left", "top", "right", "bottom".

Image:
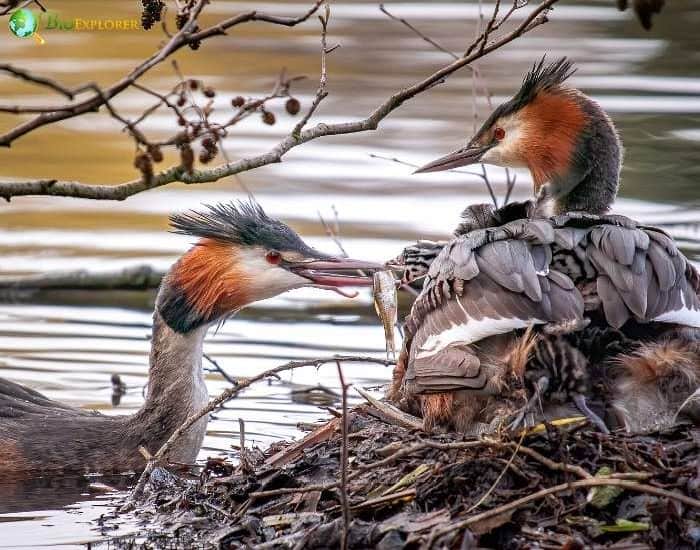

{"left": 0, "top": 0, "right": 38, "bottom": 16}
{"left": 427, "top": 478, "right": 700, "bottom": 544}
{"left": 292, "top": 2, "right": 332, "bottom": 137}
{"left": 379, "top": 4, "right": 459, "bottom": 60}
{"left": 512, "top": 442, "right": 592, "bottom": 480}
{"left": 0, "top": 0, "right": 559, "bottom": 201}
{"left": 0, "top": 264, "right": 163, "bottom": 291}
{"left": 122, "top": 355, "right": 392, "bottom": 507}
{"left": 318, "top": 208, "right": 349, "bottom": 258}
{"left": 369, "top": 153, "right": 506, "bottom": 208}
{"left": 503, "top": 167, "right": 517, "bottom": 206}
{"left": 465, "top": 431, "right": 525, "bottom": 513}
{"left": 0, "top": 64, "right": 81, "bottom": 99}
{"left": 336, "top": 361, "right": 351, "bottom": 550}
{"left": 478, "top": 0, "right": 501, "bottom": 54}
{"left": 202, "top": 352, "right": 237, "bottom": 386}
{"left": 90, "top": 84, "right": 151, "bottom": 147}
{"left": 369, "top": 153, "right": 490, "bottom": 179}
{"left": 356, "top": 386, "right": 424, "bottom": 431}
{"left": 0, "top": 0, "right": 324, "bottom": 148}
{"left": 238, "top": 418, "right": 253, "bottom": 474}
{"left": 480, "top": 163, "right": 499, "bottom": 207}
{"left": 350, "top": 488, "right": 415, "bottom": 511}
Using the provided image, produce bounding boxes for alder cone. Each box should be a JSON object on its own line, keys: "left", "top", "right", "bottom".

{"left": 262, "top": 111, "right": 276, "bottom": 125}
{"left": 133, "top": 151, "right": 154, "bottom": 182}
{"left": 285, "top": 98, "right": 301, "bottom": 115}
{"left": 179, "top": 143, "right": 195, "bottom": 175}
{"left": 147, "top": 145, "right": 163, "bottom": 163}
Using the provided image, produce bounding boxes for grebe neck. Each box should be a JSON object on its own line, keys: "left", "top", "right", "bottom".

{"left": 129, "top": 299, "right": 211, "bottom": 463}
{"left": 537, "top": 94, "right": 622, "bottom": 216}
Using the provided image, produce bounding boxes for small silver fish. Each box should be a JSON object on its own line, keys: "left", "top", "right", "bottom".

{"left": 372, "top": 270, "right": 398, "bottom": 360}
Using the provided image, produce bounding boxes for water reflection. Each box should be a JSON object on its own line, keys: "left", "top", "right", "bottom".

{"left": 1, "top": 0, "right": 699, "bottom": 547}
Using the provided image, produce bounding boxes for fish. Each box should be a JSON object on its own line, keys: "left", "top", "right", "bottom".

{"left": 373, "top": 270, "right": 398, "bottom": 360}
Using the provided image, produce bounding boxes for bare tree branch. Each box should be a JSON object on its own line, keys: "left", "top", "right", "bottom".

{"left": 0, "top": 64, "right": 88, "bottom": 100}
{"left": 292, "top": 2, "right": 333, "bottom": 137}
{"left": 0, "top": 0, "right": 43, "bottom": 16}
{"left": 0, "top": 0, "right": 556, "bottom": 202}
{"left": 0, "top": 0, "right": 324, "bottom": 147}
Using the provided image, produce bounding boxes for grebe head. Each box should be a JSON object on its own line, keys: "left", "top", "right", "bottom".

{"left": 159, "top": 200, "right": 382, "bottom": 333}
{"left": 415, "top": 57, "right": 622, "bottom": 215}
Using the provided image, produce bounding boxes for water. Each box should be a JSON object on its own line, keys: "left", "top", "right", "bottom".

{"left": 1, "top": 0, "right": 699, "bottom": 547}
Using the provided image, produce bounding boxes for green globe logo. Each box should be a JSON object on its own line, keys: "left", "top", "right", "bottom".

{"left": 9, "top": 8, "right": 37, "bottom": 38}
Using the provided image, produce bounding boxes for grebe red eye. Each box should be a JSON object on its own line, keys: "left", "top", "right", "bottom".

{"left": 494, "top": 127, "right": 505, "bottom": 140}
{"left": 266, "top": 250, "right": 281, "bottom": 265}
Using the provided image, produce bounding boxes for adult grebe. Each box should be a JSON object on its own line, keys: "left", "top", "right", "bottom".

{"left": 389, "top": 59, "right": 700, "bottom": 434}
{"left": 0, "top": 201, "right": 381, "bottom": 479}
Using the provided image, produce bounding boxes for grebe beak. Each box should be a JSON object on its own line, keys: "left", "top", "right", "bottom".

{"left": 287, "top": 257, "right": 384, "bottom": 288}
{"left": 414, "top": 143, "right": 493, "bottom": 173}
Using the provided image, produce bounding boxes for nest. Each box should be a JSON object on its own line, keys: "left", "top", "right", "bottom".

{"left": 106, "top": 406, "right": 700, "bottom": 549}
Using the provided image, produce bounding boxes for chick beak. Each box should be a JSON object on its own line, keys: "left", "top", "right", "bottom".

{"left": 288, "top": 257, "right": 384, "bottom": 298}
{"left": 414, "top": 143, "right": 492, "bottom": 173}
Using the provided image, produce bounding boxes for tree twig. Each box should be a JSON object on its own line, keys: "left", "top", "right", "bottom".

{"left": 0, "top": 64, "right": 84, "bottom": 100}
{"left": 202, "top": 352, "right": 237, "bottom": 386}
{"left": 379, "top": 4, "right": 459, "bottom": 60}
{"left": 122, "top": 355, "right": 392, "bottom": 508}
{"left": 238, "top": 418, "right": 253, "bottom": 474}
{"left": 292, "top": 2, "right": 332, "bottom": 137}
{"left": 427, "top": 478, "right": 700, "bottom": 545}
{"left": 356, "top": 386, "right": 424, "bottom": 431}
{"left": 0, "top": 0, "right": 324, "bottom": 148}
{"left": 465, "top": 431, "right": 525, "bottom": 513}
{"left": 336, "top": 361, "right": 351, "bottom": 550}
{"left": 0, "top": 0, "right": 559, "bottom": 201}
{"left": 318, "top": 208, "right": 349, "bottom": 258}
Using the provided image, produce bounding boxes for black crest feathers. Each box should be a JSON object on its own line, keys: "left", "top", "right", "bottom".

{"left": 472, "top": 57, "right": 576, "bottom": 141}
{"left": 170, "top": 200, "right": 318, "bottom": 254}
{"left": 512, "top": 57, "right": 576, "bottom": 110}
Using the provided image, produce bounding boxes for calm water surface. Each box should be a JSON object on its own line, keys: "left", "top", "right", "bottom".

{"left": 1, "top": 1, "right": 700, "bottom": 547}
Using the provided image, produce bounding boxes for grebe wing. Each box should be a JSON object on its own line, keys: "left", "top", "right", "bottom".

{"left": 0, "top": 377, "right": 86, "bottom": 418}
{"left": 402, "top": 219, "right": 584, "bottom": 395}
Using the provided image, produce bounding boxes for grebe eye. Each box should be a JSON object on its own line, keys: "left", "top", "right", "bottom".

{"left": 494, "top": 127, "right": 505, "bottom": 140}
{"left": 266, "top": 250, "right": 282, "bottom": 265}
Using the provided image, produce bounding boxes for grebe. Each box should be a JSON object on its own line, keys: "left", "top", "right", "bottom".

{"left": 389, "top": 59, "right": 700, "bottom": 434}
{"left": 0, "top": 201, "right": 381, "bottom": 479}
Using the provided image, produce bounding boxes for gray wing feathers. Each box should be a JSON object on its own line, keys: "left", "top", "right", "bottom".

{"left": 583, "top": 223, "right": 700, "bottom": 326}
{"left": 409, "top": 346, "right": 487, "bottom": 393}
{"left": 475, "top": 241, "right": 542, "bottom": 301}
{"left": 406, "top": 262, "right": 583, "bottom": 394}
{"left": 404, "top": 215, "right": 700, "bottom": 396}
{"left": 647, "top": 241, "right": 676, "bottom": 291}
{"left": 597, "top": 275, "right": 632, "bottom": 328}
{"left": 554, "top": 226, "right": 589, "bottom": 250}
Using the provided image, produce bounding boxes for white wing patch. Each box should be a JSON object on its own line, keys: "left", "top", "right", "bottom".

{"left": 654, "top": 292, "right": 700, "bottom": 327}
{"left": 416, "top": 315, "right": 544, "bottom": 360}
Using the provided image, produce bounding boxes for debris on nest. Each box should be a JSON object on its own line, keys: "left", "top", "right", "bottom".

{"left": 106, "top": 405, "right": 700, "bottom": 549}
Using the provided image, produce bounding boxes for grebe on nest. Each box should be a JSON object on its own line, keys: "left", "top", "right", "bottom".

{"left": 389, "top": 58, "right": 700, "bottom": 434}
